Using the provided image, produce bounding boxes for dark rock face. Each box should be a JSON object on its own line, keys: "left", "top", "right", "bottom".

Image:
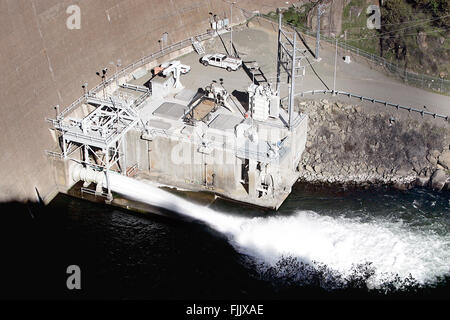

{"left": 297, "top": 99, "right": 450, "bottom": 190}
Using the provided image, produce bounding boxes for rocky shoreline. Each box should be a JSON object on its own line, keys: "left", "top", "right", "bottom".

{"left": 297, "top": 99, "right": 450, "bottom": 192}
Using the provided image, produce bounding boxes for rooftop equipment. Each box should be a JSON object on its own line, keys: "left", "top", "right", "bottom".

{"left": 248, "top": 84, "right": 280, "bottom": 122}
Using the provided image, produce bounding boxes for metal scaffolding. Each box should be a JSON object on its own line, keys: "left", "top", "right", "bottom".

{"left": 48, "top": 95, "right": 139, "bottom": 199}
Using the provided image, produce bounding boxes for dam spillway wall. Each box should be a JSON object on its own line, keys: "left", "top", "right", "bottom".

{"left": 0, "top": 0, "right": 286, "bottom": 202}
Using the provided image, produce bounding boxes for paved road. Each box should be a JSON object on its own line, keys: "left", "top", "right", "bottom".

{"left": 298, "top": 35, "right": 449, "bottom": 121}
{"left": 178, "top": 25, "right": 449, "bottom": 125}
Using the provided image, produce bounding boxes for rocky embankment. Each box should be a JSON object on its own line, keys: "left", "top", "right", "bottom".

{"left": 297, "top": 99, "right": 450, "bottom": 191}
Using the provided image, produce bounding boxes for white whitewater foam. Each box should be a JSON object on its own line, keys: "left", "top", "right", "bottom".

{"left": 108, "top": 173, "right": 450, "bottom": 288}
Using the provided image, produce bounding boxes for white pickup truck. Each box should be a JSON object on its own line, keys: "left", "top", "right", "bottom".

{"left": 201, "top": 54, "right": 242, "bottom": 72}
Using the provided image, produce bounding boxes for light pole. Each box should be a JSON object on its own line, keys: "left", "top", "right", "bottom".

{"left": 208, "top": 12, "right": 213, "bottom": 29}
{"left": 230, "top": 1, "right": 236, "bottom": 57}
{"left": 55, "top": 105, "right": 60, "bottom": 118}
{"left": 116, "top": 60, "right": 122, "bottom": 86}
{"left": 82, "top": 82, "right": 88, "bottom": 96}
{"left": 96, "top": 68, "right": 108, "bottom": 99}
{"left": 158, "top": 33, "right": 168, "bottom": 52}
{"left": 333, "top": 38, "right": 338, "bottom": 95}
{"left": 162, "top": 32, "right": 168, "bottom": 50}
{"left": 214, "top": 14, "right": 218, "bottom": 33}
{"left": 110, "top": 60, "right": 121, "bottom": 86}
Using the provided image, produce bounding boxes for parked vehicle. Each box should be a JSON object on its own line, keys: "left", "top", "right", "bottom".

{"left": 201, "top": 54, "right": 242, "bottom": 72}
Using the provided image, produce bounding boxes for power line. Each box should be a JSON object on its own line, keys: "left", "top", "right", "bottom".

{"left": 373, "top": 27, "right": 450, "bottom": 39}
{"left": 344, "top": 15, "right": 450, "bottom": 42}
{"left": 343, "top": 13, "right": 450, "bottom": 30}
{"left": 345, "top": 27, "right": 449, "bottom": 42}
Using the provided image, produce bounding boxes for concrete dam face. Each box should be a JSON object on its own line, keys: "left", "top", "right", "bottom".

{"left": 0, "top": 0, "right": 287, "bottom": 203}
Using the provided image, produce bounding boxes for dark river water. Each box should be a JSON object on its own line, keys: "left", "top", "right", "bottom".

{"left": 1, "top": 184, "right": 449, "bottom": 300}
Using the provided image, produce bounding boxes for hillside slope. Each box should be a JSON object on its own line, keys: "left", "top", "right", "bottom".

{"left": 274, "top": 0, "right": 449, "bottom": 79}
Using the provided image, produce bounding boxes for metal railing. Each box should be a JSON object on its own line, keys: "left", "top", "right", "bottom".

{"left": 45, "top": 150, "right": 64, "bottom": 159}
{"left": 291, "top": 89, "right": 449, "bottom": 121}
{"left": 58, "top": 30, "right": 214, "bottom": 119}
{"left": 126, "top": 163, "right": 138, "bottom": 177}
{"left": 81, "top": 187, "right": 109, "bottom": 199}
{"left": 120, "top": 83, "right": 150, "bottom": 93}
{"left": 255, "top": 14, "right": 450, "bottom": 94}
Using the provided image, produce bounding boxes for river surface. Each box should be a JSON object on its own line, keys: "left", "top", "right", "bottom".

{"left": 2, "top": 183, "right": 449, "bottom": 299}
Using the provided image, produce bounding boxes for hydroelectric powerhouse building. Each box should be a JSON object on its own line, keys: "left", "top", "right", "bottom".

{"left": 47, "top": 16, "right": 308, "bottom": 210}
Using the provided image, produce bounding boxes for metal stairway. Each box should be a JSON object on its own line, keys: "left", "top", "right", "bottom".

{"left": 242, "top": 61, "right": 268, "bottom": 85}
{"left": 191, "top": 37, "right": 205, "bottom": 55}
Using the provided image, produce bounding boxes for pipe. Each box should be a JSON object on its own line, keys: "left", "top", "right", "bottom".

{"left": 72, "top": 164, "right": 106, "bottom": 193}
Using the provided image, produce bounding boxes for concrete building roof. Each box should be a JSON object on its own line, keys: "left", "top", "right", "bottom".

{"left": 209, "top": 114, "right": 243, "bottom": 131}
{"left": 153, "top": 102, "right": 189, "bottom": 120}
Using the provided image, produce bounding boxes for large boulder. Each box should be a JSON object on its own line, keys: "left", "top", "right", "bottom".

{"left": 393, "top": 182, "right": 408, "bottom": 191}
{"left": 415, "top": 175, "right": 429, "bottom": 187}
{"left": 417, "top": 31, "right": 428, "bottom": 50}
{"left": 426, "top": 152, "right": 438, "bottom": 166}
{"left": 430, "top": 169, "right": 449, "bottom": 191}
{"left": 438, "top": 150, "right": 450, "bottom": 170}
{"left": 396, "top": 164, "right": 414, "bottom": 177}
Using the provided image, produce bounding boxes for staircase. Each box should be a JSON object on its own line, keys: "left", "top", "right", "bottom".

{"left": 243, "top": 61, "right": 268, "bottom": 85}
{"left": 191, "top": 37, "right": 205, "bottom": 55}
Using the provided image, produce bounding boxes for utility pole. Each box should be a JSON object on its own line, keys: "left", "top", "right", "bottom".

{"left": 344, "top": 30, "right": 347, "bottom": 54}
{"left": 315, "top": 3, "right": 325, "bottom": 60}
{"left": 333, "top": 38, "right": 338, "bottom": 94}
{"left": 289, "top": 31, "right": 297, "bottom": 130}
{"left": 276, "top": 8, "right": 305, "bottom": 131}
{"left": 276, "top": 9, "right": 282, "bottom": 95}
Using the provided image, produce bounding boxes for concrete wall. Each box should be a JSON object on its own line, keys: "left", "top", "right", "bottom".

{"left": 148, "top": 135, "right": 239, "bottom": 192}
{"left": 0, "top": 0, "right": 288, "bottom": 203}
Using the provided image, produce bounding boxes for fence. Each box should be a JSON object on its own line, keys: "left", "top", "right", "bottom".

{"left": 257, "top": 14, "right": 450, "bottom": 94}
{"left": 287, "top": 89, "right": 448, "bottom": 121}
{"left": 57, "top": 9, "right": 449, "bottom": 119}
{"left": 58, "top": 4, "right": 260, "bottom": 118}
{"left": 58, "top": 30, "right": 215, "bottom": 118}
